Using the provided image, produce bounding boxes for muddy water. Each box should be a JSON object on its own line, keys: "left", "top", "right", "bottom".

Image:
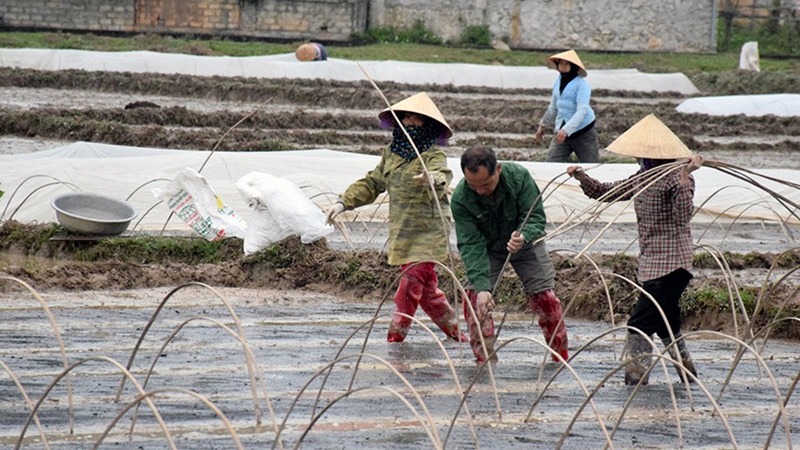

{"left": 0, "top": 286, "right": 797, "bottom": 449}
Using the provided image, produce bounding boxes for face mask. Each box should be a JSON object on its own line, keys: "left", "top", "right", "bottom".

{"left": 639, "top": 158, "right": 656, "bottom": 171}
{"left": 388, "top": 123, "right": 438, "bottom": 160}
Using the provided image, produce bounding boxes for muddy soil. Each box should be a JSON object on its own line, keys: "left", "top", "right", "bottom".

{"left": 1, "top": 63, "right": 799, "bottom": 333}
{"left": 1, "top": 62, "right": 799, "bottom": 448}
{"left": 1, "top": 286, "right": 798, "bottom": 449}
{"left": 1, "top": 68, "right": 799, "bottom": 165}
{"left": 1, "top": 221, "right": 798, "bottom": 343}
{"left": 0, "top": 63, "right": 798, "bottom": 314}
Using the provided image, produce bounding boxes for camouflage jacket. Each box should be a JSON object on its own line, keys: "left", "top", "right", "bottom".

{"left": 340, "top": 147, "right": 452, "bottom": 265}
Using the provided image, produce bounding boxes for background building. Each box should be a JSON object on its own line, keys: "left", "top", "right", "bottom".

{"left": 0, "top": 0, "right": 722, "bottom": 53}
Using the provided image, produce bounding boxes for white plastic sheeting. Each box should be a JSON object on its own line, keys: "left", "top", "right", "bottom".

{"left": 0, "top": 48, "right": 700, "bottom": 94}
{"left": 0, "top": 142, "right": 797, "bottom": 235}
{"left": 676, "top": 94, "right": 800, "bottom": 117}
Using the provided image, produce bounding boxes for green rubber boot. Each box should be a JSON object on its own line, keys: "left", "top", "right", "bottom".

{"left": 661, "top": 334, "right": 697, "bottom": 383}
{"left": 624, "top": 333, "right": 653, "bottom": 386}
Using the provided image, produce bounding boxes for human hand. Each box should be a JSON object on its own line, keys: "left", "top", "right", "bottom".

{"left": 534, "top": 126, "right": 546, "bottom": 143}
{"left": 556, "top": 129, "right": 568, "bottom": 143}
{"left": 476, "top": 291, "right": 495, "bottom": 321}
{"left": 325, "top": 202, "right": 345, "bottom": 223}
{"left": 566, "top": 166, "right": 582, "bottom": 178}
{"left": 685, "top": 155, "right": 704, "bottom": 173}
{"left": 413, "top": 172, "right": 433, "bottom": 185}
{"left": 506, "top": 230, "right": 525, "bottom": 253}
{"left": 679, "top": 155, "right": 704, "bottom": 186}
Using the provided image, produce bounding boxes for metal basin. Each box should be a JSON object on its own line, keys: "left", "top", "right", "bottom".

{"left": 51, "top": 193, "right": 137, "bottom": 235}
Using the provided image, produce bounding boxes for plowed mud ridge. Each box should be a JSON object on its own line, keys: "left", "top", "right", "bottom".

{"left": 0, "top": 65, "right": 799, "bottom": 327}
{"left": 0, "top": 67, "right": 799, "bottom": 165}
{"left": 1, "top": 65, "right": 800, "bottom": 449}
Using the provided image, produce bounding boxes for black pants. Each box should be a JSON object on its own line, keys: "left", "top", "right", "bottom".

{"left": 627, "top": 268, "right": 693, "bottom": 339}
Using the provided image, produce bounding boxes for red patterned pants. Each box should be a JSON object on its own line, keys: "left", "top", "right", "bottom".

{"left": 387, "top": 262, "right": 466, "bottom": 343}
{"left": 529, "top": 289, "right": 569, "bottom": 361}
{"left": 464, "top": 288, "right": 568, "bottom": 362}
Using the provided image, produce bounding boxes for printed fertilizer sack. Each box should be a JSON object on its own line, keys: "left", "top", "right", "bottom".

{"left": 153, "top": 168, "right": 247, "bottom": 240}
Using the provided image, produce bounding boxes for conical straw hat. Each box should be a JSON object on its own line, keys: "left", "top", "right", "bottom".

{"left": 295, "top": 43, "right": 320, "bottom": 61}
{"left": 546, "top": 49, "right": 587, "bottom": 77}
{"left": 606, "top": 114, "right": 693, "bottom": 159}
{"left": 378, "top": 92, "right": 453, "bottom": 138}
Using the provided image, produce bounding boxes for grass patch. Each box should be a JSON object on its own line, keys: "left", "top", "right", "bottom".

{"left": 0, "top": 31, "right": 295, "bottom": 56}
{"left": 0, "top": 221, "right": 240, "bottom": 263}
{"left": 683, "top": 284, "right": 758, "bottom": 315}
{"left": 694, "top": 251, "right": 800, "bottom": 270}
{"left": 71, "top": 236, "right": 237, "bottom": 264}
{"left": 337, "top": 258, "right": 381, "bottom": 286}
{"left": 246, "top": 240, "right": 305, "bottom": 269}
{"left": 0, "top": 221, "right": 61, "bottom": 254}
{"left": 718, "top": 19, "right": 800, "bottom": 57}
{"left": 351, "top": 20, "right": 442, "bottom": 46}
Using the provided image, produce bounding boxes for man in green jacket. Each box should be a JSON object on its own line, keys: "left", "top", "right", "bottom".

{"left": 451, "top": 146, "right": 568, "bottom": 363}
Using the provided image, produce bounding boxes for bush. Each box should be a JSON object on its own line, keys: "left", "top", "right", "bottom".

{"left": 400, "top": 20, "right": 442, "bottom": 45}
{"left": 459, "top": 25, "right": 492, "bottom": 47}
{"left": 718, "top": 18, "right": 800, "bottom": 56}
{"left": 351, "top": 20, "right": 442, "bottom": 45}
{"left": 351, "top": 26, "right": 394, "bottom": 45}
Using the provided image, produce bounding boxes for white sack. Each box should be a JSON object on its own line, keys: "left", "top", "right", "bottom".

{"left": 153, "top": 168, "right": 247, "bottom": 240}
{"left": 236, "top": 171, "right": 333, "bottom": 255}
{"left": 739, "top": 41, "right": 760, "bottom": 72}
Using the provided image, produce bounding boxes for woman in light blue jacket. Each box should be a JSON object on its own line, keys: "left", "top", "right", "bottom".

{"left": 534, "top": 49, "right": 600, "bottom": 163}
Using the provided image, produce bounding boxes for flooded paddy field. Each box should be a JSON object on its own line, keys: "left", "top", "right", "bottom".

{"left": 0, "top": 286, "right": 798, "bottom": 449}
{"left": 1, "top": 53, "right": 799, "bottom": 449}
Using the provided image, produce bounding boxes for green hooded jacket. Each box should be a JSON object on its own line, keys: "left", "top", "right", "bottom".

{"left": 450, "top": 162, "right": 547, "bottom": 292}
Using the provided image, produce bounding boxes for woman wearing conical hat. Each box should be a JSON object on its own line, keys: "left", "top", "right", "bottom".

{"left": 534, "top": 49, "right": 601, "bottom": 163}
{"left": 325, "top": 93, "right": 467, "bottom": 344}
{"left": 566, "top": 114, "right": 704, "bottom": 386}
